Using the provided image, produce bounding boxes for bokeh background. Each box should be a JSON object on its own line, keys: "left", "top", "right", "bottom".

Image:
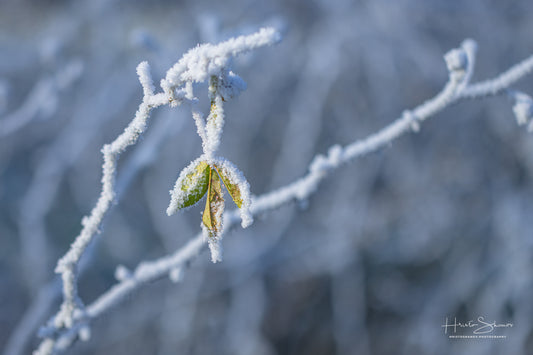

{"left": 2, "top": 0, "right": 533, "bottom": 354}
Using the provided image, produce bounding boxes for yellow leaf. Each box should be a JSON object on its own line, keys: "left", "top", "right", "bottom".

{"left": 214, "top": 165, "right": 243, "bottom": 208}
{"left": 177, "top": 161, "right": 210, "bottom": 209}
{"left": 202, "top": 167, "right": 224, "bottom": 237}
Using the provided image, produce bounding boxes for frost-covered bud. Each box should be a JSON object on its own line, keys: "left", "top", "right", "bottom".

{"left": 511, "top": 92, "right": 533, "bottom": 126}
{"left": 309, "top": 145, "right": 343, "bottom": 175}
{"left": 218, "top": 71, "right": 247, "bottom": 100}
{"left": 169, "top": 267, "right": 184, "bottom": 283}
{"left": 327, "top": 144, "right": 343, "bottom": 167}
{"left": 445, "top": 48, "right": 467, "bottom": 73}
{"left": 461, "top": 39, "right": 477, "bottom": 60}
{"left": 445, "top": 47, "right": 468, "bottom": 81}
{"left": 114, "top": 265, "right": 131, "bottom": 281}
{"left": 310, "top": 154, "right": 329, "bottom": 174}
{"left": 403, "top": 110, "right": 420, "bottom": 132}
{"left": 79, "top": 326, "right": 91, "bottom": 342}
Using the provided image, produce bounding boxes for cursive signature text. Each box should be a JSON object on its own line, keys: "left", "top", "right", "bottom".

{"left": 442, "top": 316, "right": 513, "bottom": 335}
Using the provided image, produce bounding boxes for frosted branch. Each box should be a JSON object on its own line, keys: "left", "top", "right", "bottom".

{"left": 160, "top": 27, "right": 280, "bottom": 101}
{"left": 38, "top": 28, "right": 281, "bottom": 354}
{"left": 463, "top": 50, "right": 533, "bottom": 98}
{"left": 52, "top": 62, "right": 166, "bottom": 330}
{"left": 35, "top": 39, "right": 533, "bottom": 354}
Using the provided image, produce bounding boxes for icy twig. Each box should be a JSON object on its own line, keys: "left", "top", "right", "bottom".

{"left": 52, "top": 61, "right": 166, "bottom": 330}
{"left": 463, "top": 51, "right": 533, "bottom": 98}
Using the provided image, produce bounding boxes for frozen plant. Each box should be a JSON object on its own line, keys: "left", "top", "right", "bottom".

{"left": 39, "top": 27, "right": 280, "bottom": 354}
{"left": 161, "top": 28, "right": 277, "bottom": 260}
{"left": 33, "top": 31, "right": 533, "bottom": 355}
{"left": 166, "top": 75, "right": 253, "bottom": 263}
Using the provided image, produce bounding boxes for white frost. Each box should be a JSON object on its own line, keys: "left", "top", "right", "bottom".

{"left": 204, "top": 94, "right": 225, "bottom": 158}
{"left": 37, "top": 36, "right": 533, "bottom": 354}
{"left": 510, "top": 91, "right": 533, "bottom": 127}
{"left": 218, "top": 71, "right": 247, "bottom": 100}
{"left": 213, "top": 157, "right": 253, "bottom": 228}
{"left": 167, "top": 156, "right": 208, "bottom": 216}
{"left": 160, "top": 27, "right": 280, "bottom": 98}
{"left": 203, "top": 224, "right": 223, "bottom": 263}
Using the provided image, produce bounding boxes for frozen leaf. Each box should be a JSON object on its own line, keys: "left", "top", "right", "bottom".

{"left": 180, "top": 161, "right": 210, "bottom": 208}
{"left": 167, "top": 159, "right": 210, "bottom": 215}
{"left": 212, "top": 158, "right": 253, "bottom": 228}
{"left": 202, "top": 167, "right": 224, "bottom": 237}
{"left": 214, "top": 165, "right": 243, "bottom": 208}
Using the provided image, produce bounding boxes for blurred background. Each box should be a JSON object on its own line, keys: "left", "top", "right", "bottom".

{"left": 1, "top": 0, "right": 533, "bottom": 354}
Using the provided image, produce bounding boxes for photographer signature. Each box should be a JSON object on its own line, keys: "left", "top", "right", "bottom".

{"left": 441, "top": 316, "right": 513, "bottom": 335}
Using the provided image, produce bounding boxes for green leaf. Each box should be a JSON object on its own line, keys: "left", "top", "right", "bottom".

{"left": 178, "top": 161, "right": 210, "bottom": 209}
{"left": 214, "top": 165, "right": 243, "bottom": 208}
{"left": 202, "top": 167, "right": 224, "bottom": 236}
